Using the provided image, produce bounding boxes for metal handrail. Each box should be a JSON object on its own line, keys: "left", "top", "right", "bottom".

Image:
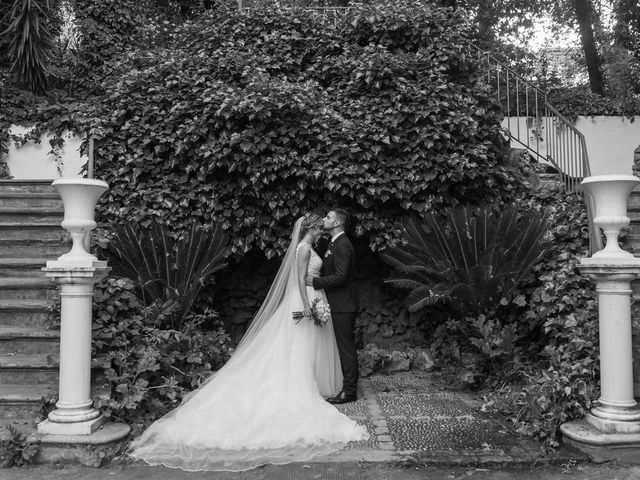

{"left": 473, "top": 46, "right": 601, "bottom": 251}
{"left": 473, "top": 45, "right": 591, "bottom": 190}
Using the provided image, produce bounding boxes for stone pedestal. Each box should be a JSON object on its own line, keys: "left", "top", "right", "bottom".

{"left": 561, "top": 175, "right": 640, "bottom": 462}
{"left": 561, "top": 261, "right": 640, "bottom": 462}
{"left": 31, "top": 179, "right": 130, "bottom": 462}
{"left": 38, "top": 263, "right": 109, "bottom": 435}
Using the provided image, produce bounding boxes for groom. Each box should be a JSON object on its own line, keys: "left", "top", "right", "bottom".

{"left": 307, "top": 209, "right": 359, "bottom": 404}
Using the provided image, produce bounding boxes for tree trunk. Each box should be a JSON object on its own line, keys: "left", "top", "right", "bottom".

{"left": 573, "top": 0, "right": 606, "bottom": 94}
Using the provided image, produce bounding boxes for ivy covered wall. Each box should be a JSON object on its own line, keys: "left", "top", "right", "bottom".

{"left": 2, "top": 1, "right": 529, "bottom": 258}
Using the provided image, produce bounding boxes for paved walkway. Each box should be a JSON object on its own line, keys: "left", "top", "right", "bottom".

{"left": 3, "top": 371, "right": 599, "bottom": 479}
{"left": 321, "top": 371, "right": 578, "bottom": 466}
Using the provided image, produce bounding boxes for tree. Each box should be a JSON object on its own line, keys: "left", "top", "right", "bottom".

{"left": 613, "top": 0, "right": 640, "bottom": 51}
{"left": 0, "top": 0, "right": 58, "bottom": 93}
{"left": 572, "top": 0, "right": 605, "bottom": 94}
{"left": 443, "top": 0, "right": 609, "bottom": 94}
{"left": 606, "top": 0, "right": 640, "bottom": 99}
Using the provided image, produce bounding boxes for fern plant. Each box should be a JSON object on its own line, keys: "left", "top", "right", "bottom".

{"left": 108, "top": 221, "right": 230, "bottom": 329}
{"left": 381, "top": 206, "right": 548, "bottom": 315}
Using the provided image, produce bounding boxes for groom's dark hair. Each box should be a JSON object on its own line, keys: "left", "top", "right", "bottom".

{"left": 333, "top": 208, "right": 349, "bottom": 231}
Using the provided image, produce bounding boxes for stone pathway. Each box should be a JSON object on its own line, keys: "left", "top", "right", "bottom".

{"left": 327, "top": 371, "right": 579, "bottom": 466}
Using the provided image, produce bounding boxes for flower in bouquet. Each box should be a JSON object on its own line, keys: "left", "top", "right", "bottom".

{"left": 292, "top": 298, "right": 331, "bottom": 327}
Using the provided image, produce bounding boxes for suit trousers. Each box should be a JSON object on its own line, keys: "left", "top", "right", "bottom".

{"left": 331, "top": 312, "right": 358, "bottom": 396}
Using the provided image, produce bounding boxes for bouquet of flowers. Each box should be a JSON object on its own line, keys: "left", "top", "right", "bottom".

{"left": 293, "top": 297, "right": 331, "bottom": 327}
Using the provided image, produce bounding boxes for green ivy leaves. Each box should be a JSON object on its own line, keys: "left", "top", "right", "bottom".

{"left": 5, "top": 1, "right": 528, "bottom": 257}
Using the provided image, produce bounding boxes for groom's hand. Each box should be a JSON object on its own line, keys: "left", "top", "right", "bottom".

{"left": 305, "top": 276, "right": 314, "bottom": 286}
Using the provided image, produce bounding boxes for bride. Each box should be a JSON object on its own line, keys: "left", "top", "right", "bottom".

{"left": 129, "top": 213, "right": 369, "bottom": 471}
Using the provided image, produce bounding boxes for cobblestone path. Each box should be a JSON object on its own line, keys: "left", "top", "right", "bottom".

{"left": 332, "top": 371, "right": 561, "bottom": 465}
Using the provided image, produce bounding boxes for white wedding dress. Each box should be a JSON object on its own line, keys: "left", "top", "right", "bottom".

{"left": 129, "top": 219, "right": 369, "bottom": 471}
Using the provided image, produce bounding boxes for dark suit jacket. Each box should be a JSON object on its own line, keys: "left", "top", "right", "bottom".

{"left": 313, "top": 233, "right": 358, "bottom": 313}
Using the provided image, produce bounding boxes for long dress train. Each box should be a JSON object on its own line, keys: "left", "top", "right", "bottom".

{"left": 128, "top": 226, "right": 369, "bottom": 471}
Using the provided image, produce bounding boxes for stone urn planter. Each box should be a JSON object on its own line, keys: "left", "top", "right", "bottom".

{"left": 582, "top": 174, "right": 640, "bottom": 260}
{"left": 52, "top": 178, "right": 108, "bottom": 265}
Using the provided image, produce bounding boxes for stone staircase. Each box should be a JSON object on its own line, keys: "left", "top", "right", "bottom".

{"left": 0, "top": 180, "right": 68, "bottom": 437}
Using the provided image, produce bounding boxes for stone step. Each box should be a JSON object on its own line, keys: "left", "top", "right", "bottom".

{"left": 0, "top": 180, "right": 56, "bottom": 194}
{"left": 0, "top": 384, "right": 56, "bottom": 420}
{"left": 0, "top": 299, "right": 54, "bottom": 328}
{"left": 0, "top": 417, "right": 40, "bottom": 439}
{"left": 0, "top": 354, "right": 109, "bottom": 385}
{"left": 0, "top": 354, "right": 59, "bottom": 385}
{"left": 0, "top": 240, "right": 69, "bottom": 258}
{"left": 625, "top": 231, "right": 640, "bottom": 241}
{"left": 0, "top": 207, "right": 63, "bottom": 223}
{"left": 624, "top": 230, "right": 640, "bottom": 255}
{"left": 0, "top": 258, "right": 48, "bottom": 277}
{"left": 0, "top": 326, "right": 59, "bottom": 355}
{"left": 0, "top": 380, "right": 110, "bottom": 423}
{"left": 0, "top": 223, "right": 66, "bottom": 242}
{"left": 0, "top": 192, "right": 62, "bottom": 209}
{"left": 0, "top": 277, "right": 56, "bottom": 301}
{"left": 538, "top": 172, "right": 563, "bottom": 185}
{"left": 628, "top": 206, "right": 640, "bottom": 215}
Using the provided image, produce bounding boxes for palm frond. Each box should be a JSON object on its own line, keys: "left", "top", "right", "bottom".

{"left": 384, "top": 205, "right": 548, "bottom": 316}
{"left": 1, "top": 0, "right": 55, "bottom": 93}
{"left": 383, "top": 277, "right": 429, "bottom": 291}
{"left": 407, "top": 293, "right": 450, "bottom": 312}
{"left": 109, "top": 221, "right": 230, "bottom": 328}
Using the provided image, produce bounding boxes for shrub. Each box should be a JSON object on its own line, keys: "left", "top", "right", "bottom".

{"left": 548, "top": 86, "right": 640, "bottom": 120}
{"left": 107, "top": 221, "right": 230, "bottom": 329}
{"left": 1, "top": 0, "right": 528, "bottom": 257}
{"left": 381, "top": 206, "right": 548, "bottom": 315}
{"left": 92, "top": 277, "right": 233, "bottom": 432}
{"left": 499, "top": 183, "right": 598, "bottom": 449}
{"left": 442, "top": 181, "right": 599, "bottom": 449}
{"left": 0, "top": 425, "right": 38, "bottom": 467}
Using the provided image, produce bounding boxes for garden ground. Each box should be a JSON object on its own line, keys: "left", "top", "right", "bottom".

{"left": 8, "top": 371, "right": 638, "bottom": 479}
{"left": 3, "top": 462, "right": 640, "bottom": 480}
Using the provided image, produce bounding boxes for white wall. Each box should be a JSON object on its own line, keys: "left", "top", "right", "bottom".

{"left": 4, "top": 125, "right": 85, "bottom": 179}
{"left": 573, "top": 116, "right": 640, "bottom": 175}
{"left": 503, "top": 116, "right": 640, "bottom": 176}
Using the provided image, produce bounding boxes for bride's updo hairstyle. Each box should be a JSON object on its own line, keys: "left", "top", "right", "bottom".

{"left": 299, "top": 212, "right": 322, "bottom": 239}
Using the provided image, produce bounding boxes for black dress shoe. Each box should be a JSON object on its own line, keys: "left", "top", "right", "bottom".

{"left": 327, "top": 391, "right": 357, "bottom": 404}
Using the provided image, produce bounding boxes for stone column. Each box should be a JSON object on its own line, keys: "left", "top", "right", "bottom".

{"left": 37, "top": 266, "right": 109, "bottom": 434}
{"left": 579, "top": 264, "right": 640, "bottom": 428}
